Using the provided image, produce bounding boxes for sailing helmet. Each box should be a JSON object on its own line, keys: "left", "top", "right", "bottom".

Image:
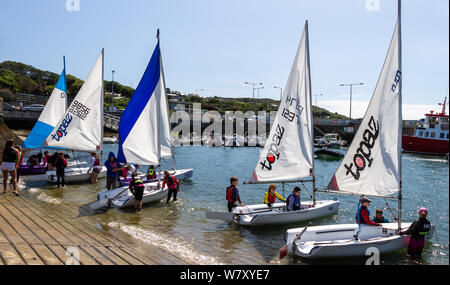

{"left": 418, "top": 207, "right": 428, "bottom": 215}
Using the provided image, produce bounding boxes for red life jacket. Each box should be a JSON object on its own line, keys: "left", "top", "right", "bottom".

{"left": 267, "top": 192, "right": 276, "bottom": 204}
{"left": 94, "top": 158, "right": 100, "bottom": 166}
{"left": 226, "top": 186, "right": 234, "bottom": 202}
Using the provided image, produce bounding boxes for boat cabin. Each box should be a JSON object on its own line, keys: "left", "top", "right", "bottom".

{"left": 415, "top": 112, "right": 449, "bottom": 140}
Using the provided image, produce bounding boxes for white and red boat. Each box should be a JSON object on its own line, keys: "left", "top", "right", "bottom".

{"left": 402, "top": 98, "right": 449, "bottom": 156}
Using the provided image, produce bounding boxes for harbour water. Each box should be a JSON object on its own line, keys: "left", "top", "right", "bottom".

{"left": 21, "top": 145, "right": 449, "bottom": 265}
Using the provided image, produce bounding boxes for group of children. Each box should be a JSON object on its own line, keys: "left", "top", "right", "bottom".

{"left": 226, "top": 176, "right": 432, "bottom": 258}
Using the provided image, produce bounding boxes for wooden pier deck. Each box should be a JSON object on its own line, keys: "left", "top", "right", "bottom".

{"left": 0, "top": 192, "right": 188, "bottom": 265}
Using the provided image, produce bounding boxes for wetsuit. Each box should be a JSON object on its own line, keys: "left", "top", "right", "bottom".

{"left": 400, "top": 217, "right": 431, "bottom": 256}
{"left": 162, "top": 175, "right": 179, "bottom": 203}
{"left": 55, "top": 157, "right": 67, "bottom": 187}
{"left": 356, "top": 206, "right": 379, "bottom": 226}
{"left": 226, "top": 185, "right": 241, "bottom": 212}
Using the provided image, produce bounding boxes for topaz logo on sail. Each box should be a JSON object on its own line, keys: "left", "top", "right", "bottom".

{"left": 51, "top": 114, "right": 73, "bottom": 142}
{"left": 344, "top": 116, "right": 379, "bottom": 180}
{"left": 259, "top": 124, "right": 285, "bottom": 171}
{"left": 66, "top": 0, "right": 80, "bottom": 12}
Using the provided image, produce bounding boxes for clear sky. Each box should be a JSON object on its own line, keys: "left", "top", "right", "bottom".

{"left": 0, "top": 0, "right": 448, "bottom": 119}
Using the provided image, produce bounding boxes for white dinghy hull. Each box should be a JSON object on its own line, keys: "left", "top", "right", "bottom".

{"left": 284, "top": 223, "right": 435, "bottom": 258}
{"left": 109, "top": 183, "right": 168, "bottom": 209}
{"left": 206, "top": 200, "right": 339, "bottom": 226}
{"left": 47, "top": 166, "right": 107, "bottom": 184}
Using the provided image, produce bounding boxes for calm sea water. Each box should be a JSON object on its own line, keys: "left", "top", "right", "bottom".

{"left": 22, "top": 145, "right": 449, "bottom": 265}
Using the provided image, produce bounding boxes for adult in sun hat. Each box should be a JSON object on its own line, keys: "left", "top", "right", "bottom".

{"left": 355, "top": 196, "right": 381, "bottom": 226}
{"left": 398, "top": 207, "right": 432, "bottom": 258}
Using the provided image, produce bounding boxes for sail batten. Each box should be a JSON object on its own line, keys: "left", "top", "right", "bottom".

{"left": 43, "top": 51, "right": 104, "bottom": 152}
{"left": 248, "top": 22, "right": 313, "bottom": 183}
{"left": 327, "top": 22, "right": 402, "bottom": 197}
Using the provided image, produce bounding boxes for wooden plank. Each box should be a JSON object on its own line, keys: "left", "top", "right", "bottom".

{"left": 0, "top": 203, "right": 42, "bottom": 245}
{"left": 30, "top": 244, "right": 63, "bottom": 265}
{"left": 66, "top": 245, "right": 100, "bottom": 265}
{"left": 79, "top": 245, "right": 113, "bottom": 265}
{"left": 0, "top": 215, "right": 44, "bottom": 264}
{"left": 107, "top": 246, "right": 145, "bottom": 265}
{"left": 94, "top": 246, "right": 129, "bottom": 265}
{"left": 0, "top": 243, "right": 25, "bottom": 265}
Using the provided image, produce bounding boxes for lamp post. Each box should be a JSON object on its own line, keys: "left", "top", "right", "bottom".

{"left": 255, "top": 86, "right": 264, "bottom": 110}
{"left": 313, "top": 93, "right": 323, "bottom": 107}
{"left": 340, "top": 83, "right": 364, "bottom": 119}
{"left": 111, "top": 70, "right": 115, "bottom": 112}
{"left": 245, "top": 82, "right": 263, "bottom": 99}
{"left": 273, "top": 86, "right": 283, "bottom": 101}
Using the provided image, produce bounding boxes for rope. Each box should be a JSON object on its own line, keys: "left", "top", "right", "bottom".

{"left": 384, "top": 199, "right": 398, "bottom": 221}
{"left": 300, "top": 182, "right": 313, "bottom": 200}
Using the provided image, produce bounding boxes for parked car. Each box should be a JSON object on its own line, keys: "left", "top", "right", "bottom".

{"left": 2, "top": 102, "right": 18, "bottom": 111}
{"left": 22, "top": 104, "right": 45, "bottom": 111}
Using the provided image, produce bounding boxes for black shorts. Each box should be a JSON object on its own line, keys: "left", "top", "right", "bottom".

{"left": 93, "top": 168, "right": 101, "bottom": 173}
{"left": 134, "top": 187, "right": 144, "bottom": 201}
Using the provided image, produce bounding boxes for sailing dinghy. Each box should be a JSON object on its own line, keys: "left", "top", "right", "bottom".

{"left": 281, "top": 1, "right": 435, "bottom": 259}
{"left": 92, "top": 32, "right": 171, "bottom": 209}
{"left": 206, "top": 21, "right": 339, "bottom": 226}
{"left": 42, "top": 50, "right": 107, "bottom": 183}
{"left": 20, "top": 58, "right": 68, "bottom": 175}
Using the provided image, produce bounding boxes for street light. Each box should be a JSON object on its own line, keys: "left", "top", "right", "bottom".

{"left": 255, "top": 86, "right": 264, "bottom": 110}
{"left": 111, "top": 70, "right": 115, "bottom": 111}
{"left": 273, "top": 86, "right": 283, "bottom": 101}
{"left": 340, "top": 83, "right": 364, "bottom": 119}
{"left": 313, "top": 93, "right": 323, "bottom": 107}
{"left": 245, "top": 82, "right": 263, "bottom": 99}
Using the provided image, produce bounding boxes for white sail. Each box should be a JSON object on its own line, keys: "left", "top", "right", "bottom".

{"left": 249, "top": 22, "right": 313, "bottom": 183}
{"left": 159, "top": 63, "right": 174, "bottom": 159}
{"left": 43, "top": 50, "right": 104, "bottom": 152}
{"left": 327, "top": 22, "right": 402, "bottom": 197}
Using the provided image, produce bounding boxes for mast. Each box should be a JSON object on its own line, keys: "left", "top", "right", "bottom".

{"left": 156, "top": 29, "right": 162, "bottom": 188}
{"left": 397, "top": 0, "right": 403, "bottom": 230}
{"left": 63, "top": 56, "right": 67, "bottom": 111}
{"left": 305, "top": 20, "right": 316, "bottom": 207}
{"left": 100, "top": 48, "right": 105, "bottom": 163}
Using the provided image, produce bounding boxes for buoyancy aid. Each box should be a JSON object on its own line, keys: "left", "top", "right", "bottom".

{"left": 226, "top": 186, "right": 235, "bottom": 202}
{"left": 266, "top": 192, "right": 276, "bottom": 204}
{"left": 286, "top": 193, "right": 300, "bottom": 208}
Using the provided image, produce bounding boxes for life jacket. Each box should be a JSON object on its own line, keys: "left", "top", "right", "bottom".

{"left": 166, "top": 175, "right": 175, "bottom": 185}
{"left": 267, "top": 192, "right": 276, "bottom": 204}
{"left": 132, "top": 179, "right": 145, "bottom": 188}
{"left": 413, "top": 218, "right": 431, "bottom": 239}
{"left": 147, "top": 168, "right": 155, "bottom": 176}
{"left": 286, "top": 193, "right": 300, "bottom": 208}
{"left": 226, "top": 186, "right": 235, "bottom": 202}
{"left": 94, "top": 158, "right": 100, "bottom": 166}
{"left": 356, "top": 206, "right": 370, "bottom": 224}
{"left": 373, "top": 215, "right": 386, "bottom": 223}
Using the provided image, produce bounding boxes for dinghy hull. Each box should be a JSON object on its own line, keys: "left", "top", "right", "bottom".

{"left": 47, "top": 166, "right": 107, "bottom": 184}
{"left": 206, "top": 200, "right": 339, "bottom": 226}
{"left": 284, "top": 223, "right": 435, "bottom": 258}
{"left": 109, "top": 183, "right": 169, "bottom": 208}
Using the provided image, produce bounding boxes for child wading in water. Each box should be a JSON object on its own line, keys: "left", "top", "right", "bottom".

{"left": 55, "top": 152, "right": 67, "bottom": 188}
{"left": 162, "top": 170, "right": 180, "bottom": 204}
{"left": 129, "top": 172, "right": 145, "bottom": 211}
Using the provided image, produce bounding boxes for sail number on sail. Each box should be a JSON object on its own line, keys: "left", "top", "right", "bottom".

{"left": 68, "top": 100, "right": 91, "bottom": 120}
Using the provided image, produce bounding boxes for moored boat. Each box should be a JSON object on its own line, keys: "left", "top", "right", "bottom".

{"left": 314, "top": 149, "right": 344, "bottom": 161}
{"left": 402, "top": 98, "right": 449, "bottom": 156}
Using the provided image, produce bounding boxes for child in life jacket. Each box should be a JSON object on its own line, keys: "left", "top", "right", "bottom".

{"left": 226, "top": 176, "right": 245, "bottom": 212}
{"left": 162, "top": 170, "right": 180, "bottom": 204}
{"left": 399, "top": 207, "right": 432, "bottom": 258}
{"left": 129, "top": 172, "right": 145, "bottom": 211}
{"left": 264, "top": 184, "right": 286, "bottom": 207}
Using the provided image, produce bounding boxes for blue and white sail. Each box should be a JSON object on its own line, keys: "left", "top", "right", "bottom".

{"left": 43, "top": 50, "right": 104, "bottom": 152}
{"left": 22, "top": 64, "right": 67, "bottom": 149}
{"left": 118, "top": 41, "right": 170, "bottom": 165}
